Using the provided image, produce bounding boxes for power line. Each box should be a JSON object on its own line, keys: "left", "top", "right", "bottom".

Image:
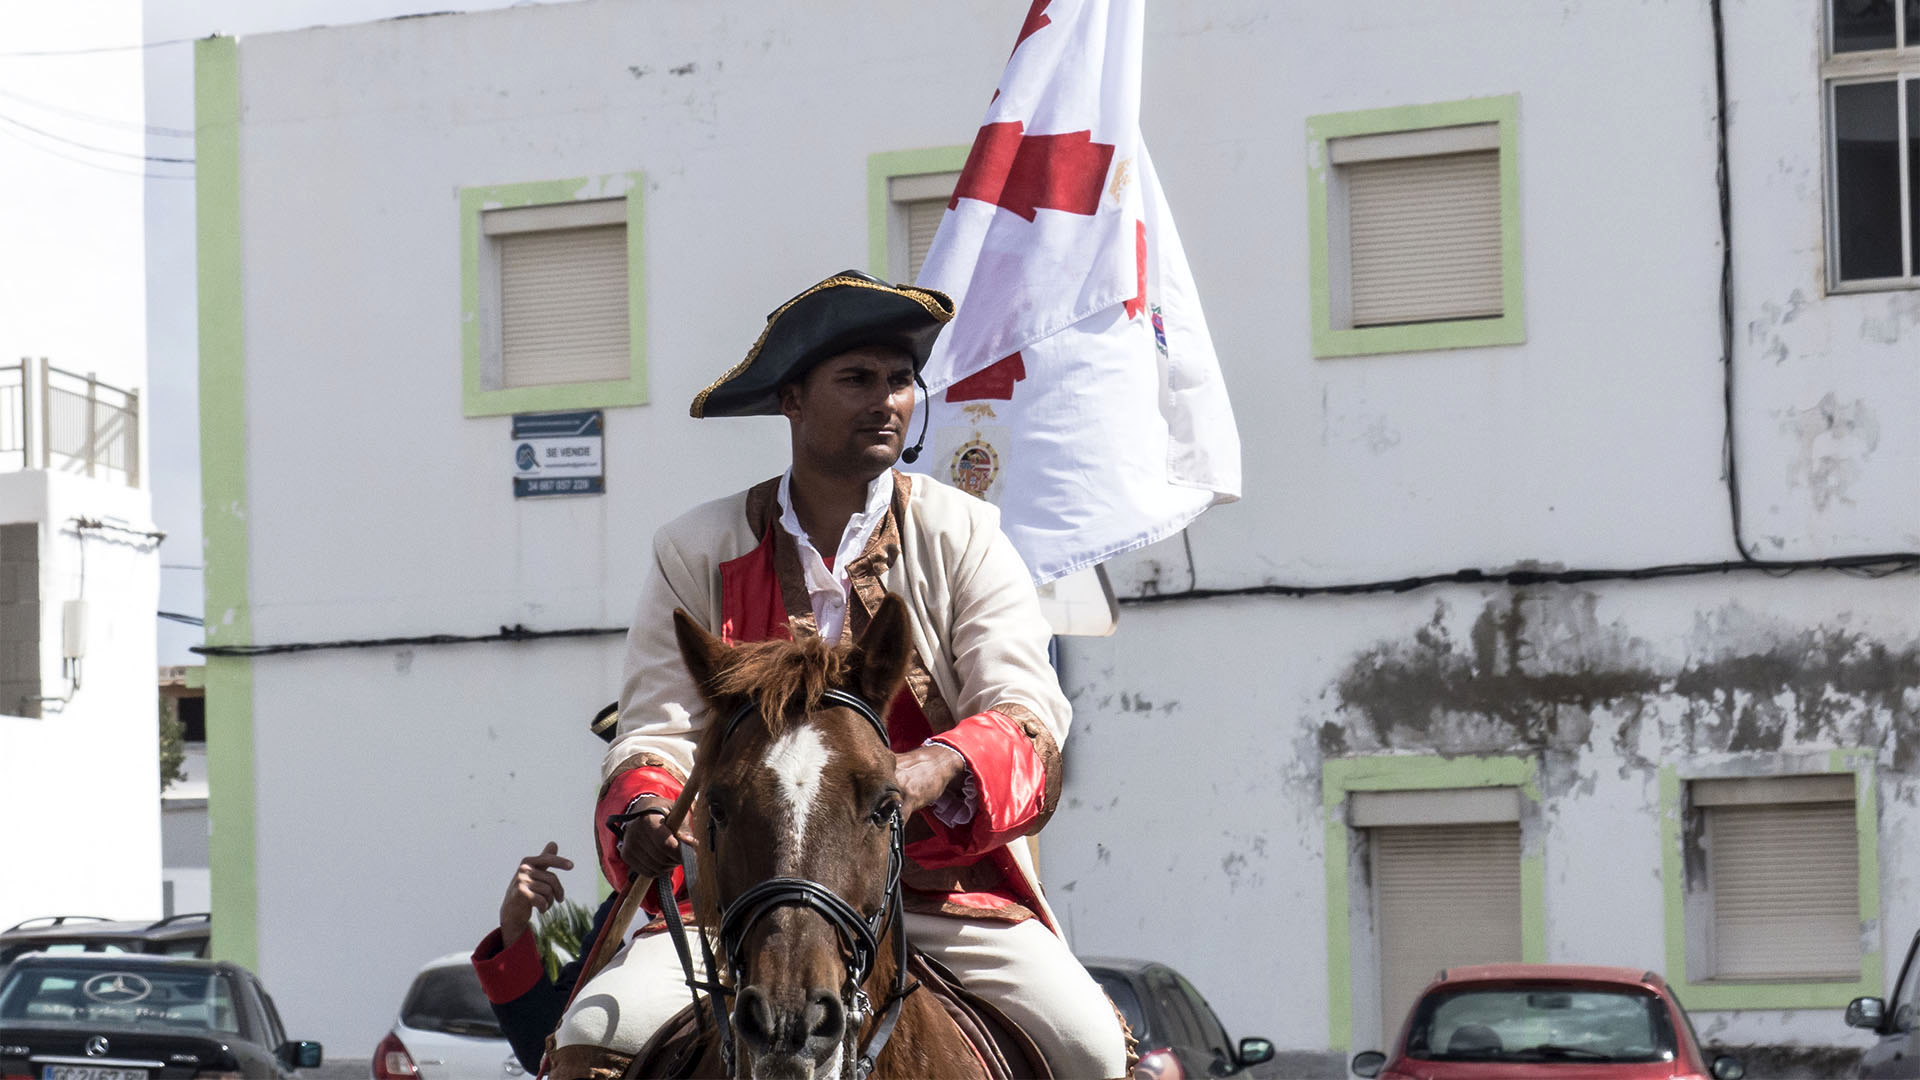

{"left": 0, "top": 87, "right": 193, "bottom": 138}
{"left": 0, "top": 37, "right": 197, "bottom": 59}
{"left": 158, "top": 611, "right": 204, "bottom": 627}
{"left": 0, "top": 111, "right": 193, "bottom": 163}
{"left": 0, "top": 120, "right": 191, "bottom": 180}
{"left": 193, "top": 624, "right": 628, "bottom": 658}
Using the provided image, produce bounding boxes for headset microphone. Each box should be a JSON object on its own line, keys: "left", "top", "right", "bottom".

{"left": 899, "top": 370, "right": 931, "bottom": 465}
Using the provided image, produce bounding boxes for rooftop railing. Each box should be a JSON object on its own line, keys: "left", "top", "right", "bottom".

{"left": 0, "top": 358, "right": 140, "bottom": 487}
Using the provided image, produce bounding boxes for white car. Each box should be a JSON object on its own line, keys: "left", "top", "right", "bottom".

{"left": 372, "top": 952, "right": 525, "bottom": 1080}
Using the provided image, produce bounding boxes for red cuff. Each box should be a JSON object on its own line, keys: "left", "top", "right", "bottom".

{"left": 595, "top": 766, "right": 683, "bottom": 891}
{"left": 907, "top": 710, "right": 1046, "bottom": 867}
{"left": 472, "top": 927, "right": 545, "bottom": 1004}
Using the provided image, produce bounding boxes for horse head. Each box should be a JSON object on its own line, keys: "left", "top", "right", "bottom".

{"left": 671, "top": 594, "right": 914, "bottom": 1080}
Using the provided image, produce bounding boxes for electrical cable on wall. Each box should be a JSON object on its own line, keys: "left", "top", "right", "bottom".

{"left": 182, "top": 0, "right": 1918, "bottom": 658}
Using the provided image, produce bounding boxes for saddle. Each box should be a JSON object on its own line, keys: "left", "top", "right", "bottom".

{"left": 618, "top": 949, "right": 1054, "bottom": 1080}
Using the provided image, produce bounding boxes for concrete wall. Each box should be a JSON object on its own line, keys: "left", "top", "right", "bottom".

{"left": 211, "top": 0, "right": 1920, "bottom": 1064}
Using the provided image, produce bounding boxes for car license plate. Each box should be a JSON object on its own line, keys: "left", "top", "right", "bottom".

{"left": 43, "top": 1067, "right": 148, "bottom": 1080}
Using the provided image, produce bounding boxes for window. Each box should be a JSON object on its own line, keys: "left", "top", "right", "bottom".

{"left": 1824, "top": 0, "right": 1920, "bottom": 288}
{"left": 459, "top": 174, "right": 648, "bottom": 417}
{"left": 1306, "top": 96, "right": 1524, "bottom": 357}
{"left": 1694, "top": 774, "right": 1862, "bottom": 980}
{"left": 1371, "top": 820, "right": 1525, "bottom": 1033}
{"left": 866, "top": 147, "right": 970, "bottom": 284}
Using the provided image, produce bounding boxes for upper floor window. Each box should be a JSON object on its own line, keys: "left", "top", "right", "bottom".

{"left": 1825, "top": 0, "right": 1920, "bottom": 288}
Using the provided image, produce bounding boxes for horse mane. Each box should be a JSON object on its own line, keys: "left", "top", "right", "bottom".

{"left": 708, "top": 633, "right": 853, "bottom": 743}
{"left": 663, "top": 633, "right": 857, "bottom": 840}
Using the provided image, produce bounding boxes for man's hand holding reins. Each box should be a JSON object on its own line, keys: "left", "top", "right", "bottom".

{"left": 500, "top": 841, "right": 573, "bottom": 947}
{"left": 895, "top": 743, "right": 968, "bottom": 817}
{"left": 618, "top": 796, "right": 684, "bottom": 881}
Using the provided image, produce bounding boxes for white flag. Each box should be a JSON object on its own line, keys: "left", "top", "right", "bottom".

{"left": 908, "top": 0, "right": 1240, "bottom": 585}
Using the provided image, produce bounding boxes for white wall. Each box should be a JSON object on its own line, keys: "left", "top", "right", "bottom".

{"left": 219, "top": 0, "right": 1920, "bottom": 1060}
{"left": 0, "top": 470, "right": 162, "bottom": 933}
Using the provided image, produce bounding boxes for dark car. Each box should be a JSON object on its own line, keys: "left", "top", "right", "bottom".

{"left": 0, "top": 952, "right": 321, "bottom": 1079}
{"left": 0, "top": 915, "right": 211, "bottom": 966}
{"left": 1351, "top": 964, "right": 1743, "bottom": 1080}
{"left": 1081, "top": 957, "right": 1276, "bottom": 1079}
{"left": 1847, "top": 927, "right": 1920, "bottom": 1078}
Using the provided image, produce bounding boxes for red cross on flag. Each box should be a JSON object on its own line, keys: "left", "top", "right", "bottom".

{"left": 907, "top": 0, "right": 1241, "bottom": 593}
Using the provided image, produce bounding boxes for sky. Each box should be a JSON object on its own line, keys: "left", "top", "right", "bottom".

{"left": 135, "top": 0, "right": 567, "bottom": 664}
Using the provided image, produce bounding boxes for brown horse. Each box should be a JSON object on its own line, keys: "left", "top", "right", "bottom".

{"left": 651, "top": 594, "right": 1000, "bottom": 1080}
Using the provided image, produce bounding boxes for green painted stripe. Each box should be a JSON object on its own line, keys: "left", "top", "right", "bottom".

{"left": 195, "top": 35, "right": 257, "bottom": 972}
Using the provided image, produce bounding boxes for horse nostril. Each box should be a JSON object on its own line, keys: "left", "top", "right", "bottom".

{"left": 807, "top": 989, "right": 845, "bottom": 1044}
{"left": 735, "top": 986, "right": 777, "bottom": 1053}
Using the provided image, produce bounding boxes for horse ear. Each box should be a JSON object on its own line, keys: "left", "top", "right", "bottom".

{"left": 849, "top": 593, "right": 912, "bottom": 708}
{"left": 672, "top": 608, "right": 730, "bottom": 702}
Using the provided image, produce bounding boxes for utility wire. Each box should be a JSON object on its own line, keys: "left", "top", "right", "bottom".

{"left": 159, "top": 611, "right": 204, "bottom": 627}
{"left": 0, "top": 87, "right": 193, "bottom": 138}
{"left": 0, "top": 37, "right": 197, "bottom": 58}
{"left": 0, "top": 111, "right": 194, "bottom": 163}
{"left": 194, "top": 624, "right": 628, "bottom": 658}
{"left": 0, "top": 121, "right": 191, "bottom": 180}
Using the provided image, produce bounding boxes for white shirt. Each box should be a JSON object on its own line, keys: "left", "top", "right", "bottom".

{"left": 774, "top": 468, "right": 976, "bottom": 825}
{"left": 776, "top": 468, "right": 893, "bottom": 645}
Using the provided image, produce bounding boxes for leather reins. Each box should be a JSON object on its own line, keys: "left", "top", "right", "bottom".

{"left": 658, "top": 688, "right": 916, "bottom": 1080}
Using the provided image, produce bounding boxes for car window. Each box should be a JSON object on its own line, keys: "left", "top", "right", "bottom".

{"left": 1090, "top": 970, "right": 1150, "bottom": 1045}
{"left": 1145, "top": 970, "right": 1204, "bottom": 1050}
{"left": 401, "top": 964, "right": 502, "bottom": 1038}
{"left": 262, "top": 990, "right": 290, "bottom": 1048}
{"left": 1893, "top": 931, "right": 1920, "bottom": 1033}
{"left": 0, "top": 964, "right": 246, "bottom": 1037}
{"left": 1174, "top": 973, "right": 1234, "bottom": 1064}
{"left": 1405, "top": 985, "right": 1678, "bottom": 1064}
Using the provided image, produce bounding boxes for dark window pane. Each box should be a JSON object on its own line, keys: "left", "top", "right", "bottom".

{"left": 1908, "top": 0, "right": 1920, "bottom": 46}
{"left": 1910, "top": 80, "right": 1919, "bottom": 275}
{"left": 1834, "top": 81, "right": 1904, "bottom": 280}
{"left": 1833, "top": 0, "right": 1896, "bottom": 51}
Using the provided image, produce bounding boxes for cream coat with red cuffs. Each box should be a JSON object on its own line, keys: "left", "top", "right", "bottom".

{"left": 601, "top": 468, "right": 1071, "bottom": 929}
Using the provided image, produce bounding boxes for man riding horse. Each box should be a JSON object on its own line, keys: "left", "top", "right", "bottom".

{"left": 474, "top": 270, "right": 1128, "bottom": 1079}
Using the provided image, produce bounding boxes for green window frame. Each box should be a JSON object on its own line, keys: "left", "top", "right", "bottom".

{"left": 460, "top": 173, "right": 648, "bottom": 417}
{"left": 1660, "top": 751, "right": 1883, "bottom": 1010}
{"left": 1321, "top": 754, "right": 1546, "bottom": 1051}
{"left": 1306, "top": 95, "right": 1524, "bottom": 358}
{"left": 866, "top": 146, "right": 970, "bottom": 281}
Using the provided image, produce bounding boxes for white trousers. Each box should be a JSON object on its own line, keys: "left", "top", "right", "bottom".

{"left": 556, "top": 914, "right": 1128, "bottom": 1078}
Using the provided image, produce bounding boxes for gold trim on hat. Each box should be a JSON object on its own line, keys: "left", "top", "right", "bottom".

{"left": 688, "top": 275, "right": 955, "bottom": 419}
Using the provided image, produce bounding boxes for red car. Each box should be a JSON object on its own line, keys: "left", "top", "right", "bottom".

{"left": 1351, "top": 964, "right": 1745, "bottom": 1080}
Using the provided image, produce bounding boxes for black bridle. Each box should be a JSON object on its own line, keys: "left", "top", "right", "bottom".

{"left": 658, "top": 688, "right": 915, "bottom": 1080}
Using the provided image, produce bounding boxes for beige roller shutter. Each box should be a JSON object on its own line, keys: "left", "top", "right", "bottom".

{"left": 1374, "top": 822, "right": 1523, "bottom": 1035}
{"left": 1344, "top": 150, "right": 1502, "bottom": 327}
{"left": 905, "top": 199, "right": 946, "bottom": 283}
{"left": 498, "top": 224, "right": 630, "bottom": 388}
{"left": 1707, "top": 801, "right": 1860, "bottom": 979}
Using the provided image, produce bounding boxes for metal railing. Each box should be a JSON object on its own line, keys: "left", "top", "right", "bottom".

{"left": 0, "top": 358, "right": 140, "bottom": 487}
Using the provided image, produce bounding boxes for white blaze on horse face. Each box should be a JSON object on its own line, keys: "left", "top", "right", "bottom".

{"left": 762, "top": 725, "right": 833, "bottom": 858}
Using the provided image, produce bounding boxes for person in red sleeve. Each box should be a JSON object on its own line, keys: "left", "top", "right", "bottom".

{"left": 546, "top": 271, "right": 1127, "bottom": 1080}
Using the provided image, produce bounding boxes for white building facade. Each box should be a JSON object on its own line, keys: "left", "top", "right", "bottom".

{"left": 200, "top": 1, "right": 1920, "bottom": 1071}
{"left": 0, "top": 2, "right": 164, "bottom": 935}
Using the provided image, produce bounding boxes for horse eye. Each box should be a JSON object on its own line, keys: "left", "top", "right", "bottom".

{"left": 708, "top": 801, "right": 729, "bottom": 829}
{"left": 869, "top": 795, "right": 900, "bottom": 828}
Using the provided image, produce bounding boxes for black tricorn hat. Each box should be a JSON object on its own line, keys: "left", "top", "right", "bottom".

{"left": 689, "top": 270, "right": 955, "bottom": 418}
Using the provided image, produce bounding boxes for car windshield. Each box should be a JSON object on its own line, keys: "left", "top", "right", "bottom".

{"left": 0, "top": 963, "right": 244, "bottom": 1036}
{"left": 1405, "top": 984, "right": 1677, "bottom": 1064}
{"left": 402, "top": 964, "right": 502, "bottom": 1038}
